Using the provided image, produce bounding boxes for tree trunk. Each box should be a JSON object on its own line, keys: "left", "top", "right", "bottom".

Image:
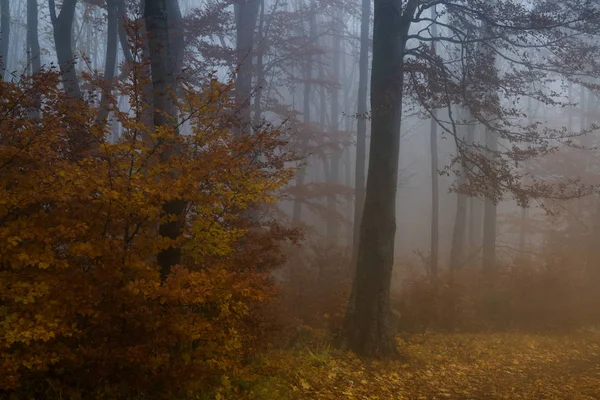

{"left": 429, "top": 5, "right": 439, "bottom": 276}
{"left": 292, "top": 0, "right": 315, "bottom": 225}
{"left": 352, "top": 0, "right": 370, "bottom": 264}
{"left": 481, "top": 16, "right": 498, "bottom": 275}
{"left": 450, "top": 120, "right": 474, "bottom": 270}
{"left": 27, "top": 0, "right": 40, "bottom": 75}
{"left": 468, "top": 127, "right": 482, "bottom": 256}
{"left": 49, "top": 0, "right": 81, "bottom": 98}
{"left": 234, "top": 0, "right": 260, "bottom": 137}
{"left": 0, "top": 0, "right": 9, "bottom": 79}
{"left": 98, "top": 0, "right": 119, "bottom": 122}
{"left": 144, "top": 0, "right": 185, "bottom": 279}
{"left": 117, "top": 0, "right": 134, "bottom": 66}
{"left": 342, "top": 0, "right": 418, "bottom": 358}
{"left": 327, "top": 17, "right": 341, "bottom": 242}
{"left": 252, "top": 0, "right": 265, "bottom": 128}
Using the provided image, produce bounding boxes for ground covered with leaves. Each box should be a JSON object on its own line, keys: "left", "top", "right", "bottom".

{"left": 212, "top": 330, "right": 600, "bottom": 399}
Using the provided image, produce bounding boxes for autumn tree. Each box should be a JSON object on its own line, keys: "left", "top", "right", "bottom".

{"left": 0, "top": 62, "right": 297, "bottom": 398}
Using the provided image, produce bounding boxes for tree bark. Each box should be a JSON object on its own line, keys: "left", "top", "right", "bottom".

{"left": 450, "top": 120, "right": 474, "bottom": 270}
{"left": 27, "top": 0, "right": 40, "bottom": 75}
{"left": 327, "top": 17, "right": 341, "bottom": 242}
{"left": 292, "top": 0, "right": 315, "bottom": 225}
{"left": 429, "top": 5, "right": 439, "bottom": 276}
{"left": 233, "top": 0, "right": 260, "bottom": 137}
{"left": 117, "top": 0, "right": 133, "bottom": 66}
{"left": 352, "top": 0, "right": 370, "bottom": 264}
{"left": 98, "top": 0, "right": 119, "bottom": 123}
{"left": 342, "top": 0, "right": 418, "bottom": 358}
{"left": 0, "top": 0, "right": 9, "bottom": 79}
{"left": 144, "top": 0, "right": 185, "bottom": 279}
{"left": 481, "top": 16, "right": 498, "bottom": 275}
{"left": 49, "top": 0, "right": 81, "bottom": 98}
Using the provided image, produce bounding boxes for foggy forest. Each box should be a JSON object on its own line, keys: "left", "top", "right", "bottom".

{"left": 2, "top": 0, "right": 600, "bottom": 398}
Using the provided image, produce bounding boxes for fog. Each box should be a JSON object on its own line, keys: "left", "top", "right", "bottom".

{"left": 4, "top": 0, "right": 600, "bottom": 396}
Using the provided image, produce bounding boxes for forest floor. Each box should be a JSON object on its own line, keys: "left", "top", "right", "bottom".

{"left": 212, "top": 329, "right": 600, "bottom": 399}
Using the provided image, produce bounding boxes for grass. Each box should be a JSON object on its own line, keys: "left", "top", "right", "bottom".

{"left": 211, "top": 330, "right": 600, "bottom": 399}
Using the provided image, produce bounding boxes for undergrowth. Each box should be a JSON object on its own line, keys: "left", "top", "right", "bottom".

{"left": 210, "top": 329, "right": 600, "bottom": 399}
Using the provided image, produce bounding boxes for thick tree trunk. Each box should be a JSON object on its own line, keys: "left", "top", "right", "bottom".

{"left": 342, "top": 0, "right": 418, "bottom": 358}
{"left": 234, "top": 0, "right": 260, "bottom": 137}
{"left": 49, "top": 0, "right": 81, "bottom": 98}
{"left": 144, "top": 0, "right": 184, "bottom": 279}
{"left": 352, "top": 0, "right": 370, "bottom": 264}
{"left": 98, "top": 0, "right": 119, "bottom": 122}
{"left": 0, "top": 0, "right": 9, "bottom": 79}
{"left": 27, "top": 0, "right": 40, "bottom": 75}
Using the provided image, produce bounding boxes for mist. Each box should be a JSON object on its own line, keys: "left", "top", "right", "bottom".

{"left": 2, "top": 0, "right": 600, "bottom": 398}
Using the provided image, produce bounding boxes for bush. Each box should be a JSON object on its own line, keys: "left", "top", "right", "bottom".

{"left": 395, "top": 258, "right": 600, "bottom": 333}
{"left": 278, "top": 242, "right": 352, "bottom": 336}
{"left": 0, "top": 69, "right": 298, "bottom": 398}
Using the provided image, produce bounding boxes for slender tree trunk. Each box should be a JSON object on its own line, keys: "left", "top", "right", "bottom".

{"left": 519, "top": 94, "right": 535, "bottom": 253}
{"left": 292, "top": 0, "right": 315, "bottom": 225}
{"left": 27, "top": 0, "right": 40, "bottom": 75}
{"left": 234, "top": 0, "right": 260, "bottom": 137}
{"left": 144, "top": 0, "right": 185, "bottom": 279}
{"left": 342, "top": 0, "right": 418, "bottom": 358}
{"left": 468, "top": 127, "right": 482, "bottom": 255}
{"left": 0, "top": 0, "right": 9, "bottom": 79}
{"left": 327, "top": 17, "right": 341, "bottom": 242}
{"left": 117, "top": 0, "right": 133, "bottom": 72}
{"left": 352, "top": 0, "right": 370, "bottom": 264}
{"left": 252, "top": 0, "right": 265, "bottom": 128}
{"left": 429, "top": 5, "right": 439, "bottom": 276}
{"left": 481, "top": 16, "right": 498, "bottom": 275}
{"left": 98, "top": 0, "right": 119, "bottom": 122}
{"left": 27, "top": 0, "right": 41, "bottom": 120}
{"left": 450, "top": 120, "right": 474, "bottom": 270}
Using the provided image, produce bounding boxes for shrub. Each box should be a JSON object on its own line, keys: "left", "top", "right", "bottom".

{"left": 0, "top": 69, "right": 298, "bottom": 398}
{"left": 395, "top": 258, "right": 600, "bottom": 333}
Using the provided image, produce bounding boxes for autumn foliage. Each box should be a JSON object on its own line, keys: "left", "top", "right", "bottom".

{"left": 0, "top": 67, "right": 298, "bottom": 398}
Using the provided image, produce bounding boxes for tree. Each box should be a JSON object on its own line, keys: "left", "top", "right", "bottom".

{"left": 27, "top": 0, "right": 40, "bottom": 75}
{"left": 343, "top": 0, "right": 600, "bottom": 357}
{"left": 480, "top": 17, "right": 499, "bottom": 274}
{"left": 327, "top": 16, "right": 342, "bottom": 242}
{"left": 342, "top": 0, "right": 419, "bottom": 358}
{"left": 234, "top": 0, "right": 260, "bottom": 136}
{"left": 144, "top": 0, "right": 185, "bottom": 278}
{"left": 97, "top": 0, "right": 119, "bottom": 123}
{"left": 450, "top": 117, "right": 475, "bottom": 270}
{"left": 49, "top": 0, "right": 81, "bottom": 98}
{"left": 0, "top": 0, "right": 9, "bottom": 78}
{"left": 429, "top": 5, "right": 439, "bottom": 276}
{"left": 352, "top": 0, "right": 370, "bottom": 265}
{"left": 0, "top": 67, "right": 296, "bottom": 397}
